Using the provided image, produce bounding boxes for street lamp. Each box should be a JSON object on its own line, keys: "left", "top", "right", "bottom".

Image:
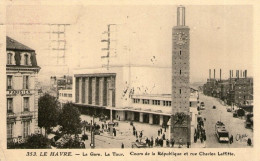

{"left": 108, "top": 86, "right": 114, "bottom": 136}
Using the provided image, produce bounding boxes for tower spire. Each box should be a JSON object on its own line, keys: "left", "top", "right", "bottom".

{"left": 177, "top": 6, "right": 185, "bottom": 26}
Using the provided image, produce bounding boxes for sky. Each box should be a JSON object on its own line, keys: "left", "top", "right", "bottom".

{"left": 6, "top": 5, "right": 253, "bottom": 83}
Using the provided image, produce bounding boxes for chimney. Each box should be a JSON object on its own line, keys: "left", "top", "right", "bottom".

{"left": 209, "top": 69, "right": 211, "bottom": 79}
{"left": 232, "top": 70, "right": 233, "bottom": 78}
{"left": 243, "top": 71, "right": 245, "bottom": 78}
{"left": 230, "top": 70, "right": 231, "bottom": 79}
{"left": 245, "top": 70, "right": 247, "bottom": 78}
{"left": 237, "top": 70, "right": 239, "bottom": 79}
{"left": 214, "top": 69, "right": 215, "bottom": 79}
{"left": 220, "top": 69, "right": 222, "bottom": 81}
{"left": 240, "top": 70, "right": 242, "bottom": 78}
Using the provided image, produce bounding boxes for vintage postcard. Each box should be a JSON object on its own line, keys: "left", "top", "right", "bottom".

{"left": 0, "top": 0, "right": 259, "bottom": 161}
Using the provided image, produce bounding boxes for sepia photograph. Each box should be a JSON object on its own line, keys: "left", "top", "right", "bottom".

{"left": 4, "top": 4, "right": 254, "bottom": 150}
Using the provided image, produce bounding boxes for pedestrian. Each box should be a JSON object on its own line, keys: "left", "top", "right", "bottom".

{"left": 166, "top": 139, "right": 169, "bottom": 147}
{"left": 194, "top": 134, "right": 197, "bottom": 143}
{"left": 187, "top": 141, "right": 190, "bottom": 148}
{"left": 247, "top": 138, "right": 252, "bottom": 146}
{"left": 133, "top": 129, "right": 135, "bottom": 135}
{"left": 178, "top": 138, "right": 183, "bottom": 148}
{"left": 160, "top": 139, "right": 163, "bottom": 147}
{"left": 133, "top": 126, "right": 135, "bottom": 131}
{"left": 162, "top": 133, "right": 165, "bottom": 140}
{"left": 119, "top": 116, "right": 120, "bottom": 121}
{"left": 160, "top": 128, "right": 163, "bottom": 134}
{"left": 200, "top": 136, "right": 203, "bottom": 143}
{"left": 114, "top": 130, "right": 117, "bottom": 136}
{"left": 229, "top": 135, "right": 233, "bottom": 144}
{"left": 140, "top": 131, "right": 143, "bottom": 138}
{"left": 172, "top": 138, "right": 175, "bottom": 148}
{"left": 151, "top": 138, "right": 154, "bottom": 147}
{"left": 164, "top": 126, "right": 167, "bottom": 132}
{"left": 121, "top": 143, "right": 124, "bottom": 149}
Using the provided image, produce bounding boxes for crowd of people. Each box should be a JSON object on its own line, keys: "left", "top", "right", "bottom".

{"left": 194, "top": 117, "right": 207, "bottom": 147}
{"left": 131, "top": 122, "right": 190, "bottom": 148}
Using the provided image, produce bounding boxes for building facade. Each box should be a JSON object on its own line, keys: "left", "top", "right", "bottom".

{"left": 203, "top": 69, "right": 253, "bottom": 106}
{"left": 6, "top": 36, "right": 41, "bottom": 144}
{"left": 58, "top": 89, "right": 73, "bottom": 107}
{"left": 72, "top": 66, "right": 198, "bottom": 132}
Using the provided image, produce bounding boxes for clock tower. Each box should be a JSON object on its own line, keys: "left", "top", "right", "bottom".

{"left": 170, "top": 6, "right": 191, "bottom": 146}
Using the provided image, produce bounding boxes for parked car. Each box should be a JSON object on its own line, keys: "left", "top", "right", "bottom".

{"left": 213, "top": 105, "right": 216, "bottom": 109}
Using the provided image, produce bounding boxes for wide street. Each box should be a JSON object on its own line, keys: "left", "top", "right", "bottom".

{"left": 199, "top": 93, "right": 253, "bottom": 148}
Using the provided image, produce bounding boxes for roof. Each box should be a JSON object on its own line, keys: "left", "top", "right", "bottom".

{"left": 6, "top": 36, "right": 34, "bottom": 51}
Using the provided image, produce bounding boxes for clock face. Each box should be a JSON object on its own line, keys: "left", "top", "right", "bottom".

{"left": 176, "top": 32, "right": 188, "bottom": 46}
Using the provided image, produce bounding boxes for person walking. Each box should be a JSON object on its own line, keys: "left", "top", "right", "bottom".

{"left": 229, "top": 135, "right": 233, "bottom": 144}
{"left": 162, "top": 133, "right": 166, "bottom": 140}
{"left": 178, "top": 138, "right": 183, "bottom": 148}
{"left": 160, "top": 128, "right": 163, "bottom": 134}
{"left": 200, "top": 136, "right": 203, "bottom": 143}
{"left": 194, "top": 134, "right": 197, "bottom": 143}
{"left": 247, "top": 138, "right": 252, "bottom": 146}
{"left": 121, "top": 143, "right": 124, "bottom": 149}
{"left": 158, "top": 129, "right": 160, "bottom": 136}
{"left": 172, "top": 138, "right": 175, "bottom": 148}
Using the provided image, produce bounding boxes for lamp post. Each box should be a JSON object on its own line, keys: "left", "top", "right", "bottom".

{"left": 108, "top": 86, "right": 114, "bottom": 136}
{"left": 90, "top": 113, "right": 96, "bottom": 148}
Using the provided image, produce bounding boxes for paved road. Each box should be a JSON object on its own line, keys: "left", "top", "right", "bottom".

{"left": 199, "top": 93, "right": 253, "bottom": 148}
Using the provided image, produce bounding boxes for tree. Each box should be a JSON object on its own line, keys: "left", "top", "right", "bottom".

{"left": 59, "top": 103, "right": 82, "bottom": 136}
{"left": 7, "top": 134, "right": 51, "bottom": 149}
{"left": 25, "top": 134, "right": 51, "bottom": 149}
{"left": 38, "top": 93, "right": 60, "bottom": 136}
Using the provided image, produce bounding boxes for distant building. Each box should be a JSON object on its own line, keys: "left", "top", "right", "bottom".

{"left": 203, "top": 69, "right": 253, "bottom": 106}
{"left": 58, "top": 89, "right": 73, "bottom": 107}
{"left": 6, "top": 36, "right": 41, "bottom": 144}
{"left": 49, "top": 75, "right": 73, "bottom": 97}
{"left": 50, "top": 75, "right": 73, "bottom": 90}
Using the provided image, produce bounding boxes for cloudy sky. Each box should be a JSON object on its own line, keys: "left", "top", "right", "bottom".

{"left": 6, "top": 5, "right": 253, "bottom": 83}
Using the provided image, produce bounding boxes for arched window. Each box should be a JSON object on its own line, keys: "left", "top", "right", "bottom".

{"left": 7, "top": 53, "right": 12, "bottom": 64}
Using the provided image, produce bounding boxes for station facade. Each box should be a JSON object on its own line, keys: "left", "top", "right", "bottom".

{"left": 72, "top": 66, "right": 198, "bottom": 127}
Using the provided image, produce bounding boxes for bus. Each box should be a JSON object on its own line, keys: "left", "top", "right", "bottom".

{"left": 215, "top": 121, "right": 229, "bottom": 143}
